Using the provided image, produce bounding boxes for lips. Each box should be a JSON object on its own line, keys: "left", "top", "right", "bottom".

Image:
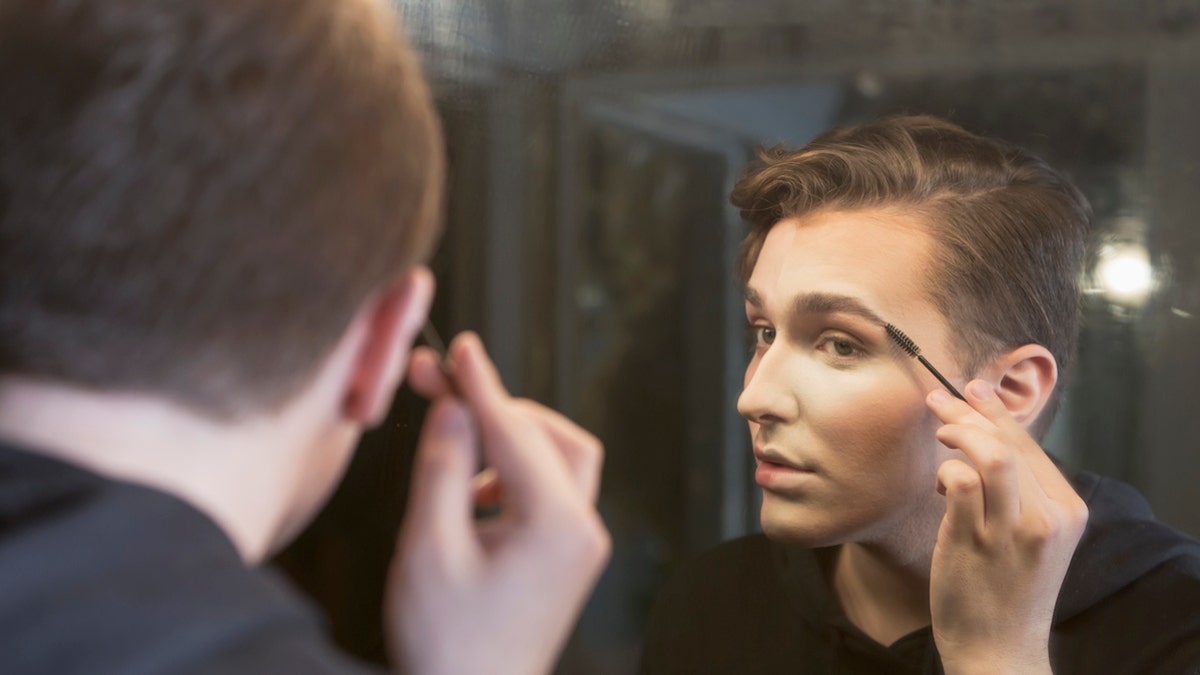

{"left": 753, "top": 447, "right": 818, "bottom": 491}
{"left": 753, "top": 447, "right": 813, "bottom": 472}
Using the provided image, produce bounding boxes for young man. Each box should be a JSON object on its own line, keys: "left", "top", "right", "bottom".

{"left": 639, "top": 116, "right": 1200, "bottom": 673}
{"left": 0, "top": 1, "right": 608, "bottom": 674}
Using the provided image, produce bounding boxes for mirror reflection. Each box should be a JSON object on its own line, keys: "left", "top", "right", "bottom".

{"left": 281, "top": 2, "right": 1200, "bottom": 672}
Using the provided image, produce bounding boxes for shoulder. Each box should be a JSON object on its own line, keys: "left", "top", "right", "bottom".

{"left": 0, "top": 460, "right": 375, "bottom": 675}
{"left": 1053, "top": 469, "right": 1200, "bottom": 672}
{"left": 1055, "top": 550, "right": 1200, "bottom": 673}
{"left": 1068, "top": 469, "right": 1200, "bottom": 576}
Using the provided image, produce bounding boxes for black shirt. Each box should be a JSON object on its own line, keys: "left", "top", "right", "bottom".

{"left": 0, "top": 441, "right": 381, "bottom": 675}
{"left": 640, "top": 470, "right": 1200, "bottom": 674}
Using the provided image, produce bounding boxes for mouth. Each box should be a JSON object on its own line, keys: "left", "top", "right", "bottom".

{"left": 753, "top": 447, "right": 813, "bottom": 471}
{"left": 753, "top": 448, "right": 818, "bottom": 490}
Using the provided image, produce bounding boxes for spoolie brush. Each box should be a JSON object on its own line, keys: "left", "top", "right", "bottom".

{"left": 884, "top": 323, "right": 966, "bottom": 401}
{"left": 420, "top": 320, "right": 502, "bottom": 516}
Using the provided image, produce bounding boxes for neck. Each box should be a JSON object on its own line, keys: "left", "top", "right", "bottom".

{"left": 831, "top": 537, "right": 936, "bottom": 647}
{"left": 0, "top": 379, "right": 325, "bottom": 564}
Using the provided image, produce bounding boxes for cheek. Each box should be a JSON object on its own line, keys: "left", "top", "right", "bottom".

{"left": 802, "top": 368, "right": 936, "bottom": 472}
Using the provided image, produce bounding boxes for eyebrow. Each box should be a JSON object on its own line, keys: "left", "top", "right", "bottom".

{"left": 744, "top": 288, "right": 887, "bottom": 327}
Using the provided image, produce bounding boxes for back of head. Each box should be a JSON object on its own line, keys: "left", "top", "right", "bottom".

{"left": 732, "top": 115, "right": 1093, "bottom": 436}
{"left": 0, "top": 0, "right": 444, "bottom": 418}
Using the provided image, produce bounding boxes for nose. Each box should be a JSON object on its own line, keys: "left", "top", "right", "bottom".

{"left": 737, "top": 350, "right": 799, "bottom": 425}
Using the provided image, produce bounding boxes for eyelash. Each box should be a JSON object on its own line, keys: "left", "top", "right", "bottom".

{"left": 745, "top": 324, "right": 775, "bottom": 352}
{"left": 817, "top": 334, "right": 865, "bottom": 360}
{"left": 744, "top": 323, "right": 866, "bottom": 361}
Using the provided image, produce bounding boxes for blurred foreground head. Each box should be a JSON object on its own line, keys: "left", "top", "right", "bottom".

{"left": 0, "top": 0, "right": 444, "bottom": 418}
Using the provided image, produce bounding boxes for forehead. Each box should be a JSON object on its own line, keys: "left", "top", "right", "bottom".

{"left": 747, "top": 210, "right": 938, "bottom": 321}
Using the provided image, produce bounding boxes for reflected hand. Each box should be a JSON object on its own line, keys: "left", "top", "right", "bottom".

{"left": 927, "top": 380, "right": 1088, "bottom": 675}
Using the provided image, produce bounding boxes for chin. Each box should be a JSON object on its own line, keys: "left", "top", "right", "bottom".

{"left": 759, "top": 498, "right": 847, "bottom": 548}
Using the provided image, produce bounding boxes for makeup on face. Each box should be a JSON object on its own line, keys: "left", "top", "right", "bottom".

{"left": 744, "top": 289, "right": 889, "bottom": 357}
{"left": 740, "top": 213, "right": 958, "bottom": 549}
{"left": 745, "top": 285, "right": 963, "bottom": 399}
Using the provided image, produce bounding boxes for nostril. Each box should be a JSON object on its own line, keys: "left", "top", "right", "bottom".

{"left": 756, "top": 412, "right": 782, "bottom": 425}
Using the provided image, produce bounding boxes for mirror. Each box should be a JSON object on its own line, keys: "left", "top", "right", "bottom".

{"left": 278, "top": 3, "right": 1200, "bottom": 672}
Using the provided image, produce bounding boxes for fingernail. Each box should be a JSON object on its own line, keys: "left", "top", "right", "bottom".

{"left": 929, "top": 389, "right": 950, "bottom": 406}
{"left": 968, "top": 381, "right": 993, "bottom": 400}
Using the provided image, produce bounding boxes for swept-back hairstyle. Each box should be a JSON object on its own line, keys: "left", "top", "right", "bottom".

{"left": 0, "top": 0, "right": 444, "bottom": 417}
{"left": 732, "top": 116, "right": 1092, "bottom": 435}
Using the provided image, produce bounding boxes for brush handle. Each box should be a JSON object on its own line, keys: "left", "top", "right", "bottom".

{"left": 918, "top": 355, "right": 967, "bottom": 401}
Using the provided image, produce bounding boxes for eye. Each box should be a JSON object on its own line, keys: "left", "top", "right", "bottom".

{"left": 746, "top": 324, "right": 776, "bottom": 349}
{"left": 832, "top": 339, "right": 856, "bottom": 357}
{"left": 818, "top": 333, "right": 865, "bottom": 360}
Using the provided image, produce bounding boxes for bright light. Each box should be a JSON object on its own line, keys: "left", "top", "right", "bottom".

{"left": 1094, "top": 243, "right": 1154, "bottom": 306}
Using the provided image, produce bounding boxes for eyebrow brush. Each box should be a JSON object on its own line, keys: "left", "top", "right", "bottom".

{"left": 884, "top": 323, "right": 967, "bottom": 401}
{"left": 421, "top": 322, "right": 453, "bottom": 375}
{"left": 420, "top": 321, "right": 502, "bottom": 514}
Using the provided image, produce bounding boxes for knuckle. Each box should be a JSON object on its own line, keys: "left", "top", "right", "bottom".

{"left": 934, "top": 425, "right": 960, "bottom": 444}
{"left": 415, "top": 442, "right": 461, "bottom": 475}
{"left": 975, "top": 450, "right": 1013, "bottom": 475}
{"left": 1019, "top": 512, "right": 1062, "bottom": 546}
{"left": 559, "top": 508, "right": 611, "bottom": 564}
{"left": 512, "top": 397, "right": 539, "bottom": 412}
{"left": 1062, "top": 498, "right": 1090, "bottom": 536}
{"left": 559, "top": 427, "right": 603, "bottom": 463}
{"left": 586, "top": 516, "right": 613, "bottom": 562}
{"left": 936, "top": 424, "right": 999, "bottom": 451}
{"left": 580, "top": 433, "right": 604, "bottom": 462}
{"left": 944, "top": 471, "right": 981, "bottom": 494}
{"left": 1069, "top": 497, "right": 1090, "bottom": 524}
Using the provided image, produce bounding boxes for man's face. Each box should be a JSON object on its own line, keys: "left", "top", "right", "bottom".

{"left": 739, "top": 210, "right": 966, "bottom": 551}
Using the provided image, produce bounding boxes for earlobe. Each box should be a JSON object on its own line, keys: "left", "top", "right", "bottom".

{"left": 987, "top": 344, "right": 1058, "bottom": 428}
{"left": 343, "top": 266, "right": 435, "bottom": 426}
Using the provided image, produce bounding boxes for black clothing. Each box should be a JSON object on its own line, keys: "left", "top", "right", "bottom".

{"left": 640, "top": 469, "right": 1200, "bottom": 674}
{"left": 0, "top": 442, "right": 380, "bottom": 675}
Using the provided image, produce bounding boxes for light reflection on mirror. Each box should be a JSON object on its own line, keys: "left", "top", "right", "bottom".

{"left": 1094, "top": 240, "right": 1155, "bottom": 306}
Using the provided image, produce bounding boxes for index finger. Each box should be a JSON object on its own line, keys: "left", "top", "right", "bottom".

{"left": 406, "top": 346, "right": 454, "bottom": 399}
{"left": 938, "top": 380, "right": 1075, "bottom": 499}
{"left": 513, "top": 399, "right": 604, "bottom": 504}
{"left": 446, "top": 332, "right": 580, "bottom": 513}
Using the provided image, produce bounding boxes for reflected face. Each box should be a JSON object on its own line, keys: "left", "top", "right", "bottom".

{"left": 739, "top": 210, "right": 964, "bottom": 550}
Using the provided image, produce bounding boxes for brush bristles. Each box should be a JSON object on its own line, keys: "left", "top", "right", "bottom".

{"left": 885, "top": 323, "right": 921, "bottom": 357}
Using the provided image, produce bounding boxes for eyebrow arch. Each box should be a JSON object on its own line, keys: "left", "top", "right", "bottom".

{"left": 744, "top": 288, "right": 886, "bottom": 327}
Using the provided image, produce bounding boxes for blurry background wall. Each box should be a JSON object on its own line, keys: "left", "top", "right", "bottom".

{"left": 277, "top": 2, "right": 1200, "bottom": 672}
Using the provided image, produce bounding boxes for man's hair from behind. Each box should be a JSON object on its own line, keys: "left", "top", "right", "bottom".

{"left": 731, "top": 115, "right": 1093, "bottom": 438}
{"left": 0, "top": 0, "right": 444, "bottom": 418}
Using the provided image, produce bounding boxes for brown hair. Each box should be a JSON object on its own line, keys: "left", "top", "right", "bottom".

{"left": 731, "top": 115, "right": 1092, "bottom": 436}
{"left": 0, "top": 0, "right": 444, "bottom": 418}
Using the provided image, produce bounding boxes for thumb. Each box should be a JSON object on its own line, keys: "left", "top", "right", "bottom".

{"left": 400, "top": 399, "right": 478, "bottom": 563}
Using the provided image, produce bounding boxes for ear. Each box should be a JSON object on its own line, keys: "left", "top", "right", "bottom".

{"left": 979, "top": 344, "right": 1058, "bottom": 430}
{"left": 342, "top": 266, "right": 435, "bottom": 426}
